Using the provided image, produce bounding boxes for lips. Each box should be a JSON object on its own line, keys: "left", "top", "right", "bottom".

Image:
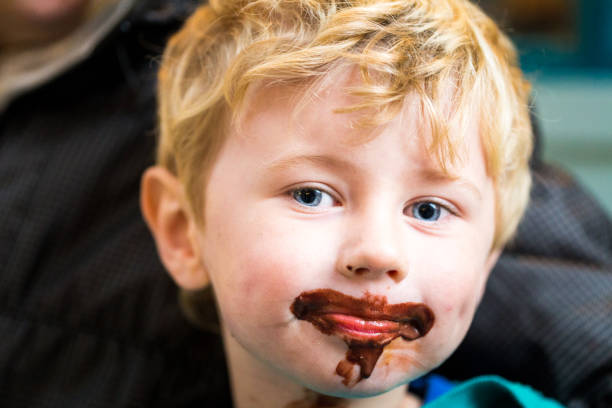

{"left": 327, "top": 313, "right": 399, "bottom": 333}
{"left": 290, "top": 289, "right": 434, "bottom": 346}
{"left": 322, "top": 313, "right": 402, "bottom": 342}
{"left": 290, "top": 288, "right": 435, "bottom": 385}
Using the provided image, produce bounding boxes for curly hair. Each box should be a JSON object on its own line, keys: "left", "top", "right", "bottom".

{"left": 157, "top": 0, "right": 532, "bottom": 250}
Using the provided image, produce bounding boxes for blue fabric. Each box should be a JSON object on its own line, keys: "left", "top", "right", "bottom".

{"left": 418, "top": 375, "right": 566, "bottom": 408}
{"left": 410, "top": 374, "right": 457, "bottom": 403}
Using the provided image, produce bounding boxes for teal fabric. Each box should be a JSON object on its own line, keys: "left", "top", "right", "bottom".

{"left": 423, "top": 376, "right": 565, "bottom": 408}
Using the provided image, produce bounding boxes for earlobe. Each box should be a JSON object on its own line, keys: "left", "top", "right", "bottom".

{"left": 140, "top": 166, "right": 209, "bottom": 289}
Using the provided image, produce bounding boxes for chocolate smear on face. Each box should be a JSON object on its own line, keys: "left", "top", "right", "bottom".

{"left": 291, "top": 289, "right": 434, "bottom": 387}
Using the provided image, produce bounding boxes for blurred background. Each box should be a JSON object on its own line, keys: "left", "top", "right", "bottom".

{"left": 481, "top": 0, "right": 612, "bottom": 215}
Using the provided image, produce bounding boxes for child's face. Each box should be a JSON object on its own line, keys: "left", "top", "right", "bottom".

{"left": 195, "top": 77, "right": 498, "bottom": 396}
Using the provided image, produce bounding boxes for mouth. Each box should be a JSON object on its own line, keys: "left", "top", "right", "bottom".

{"left": 321, "top": 313, "right": 420, "bottom": 343}
{"left": 290, "top": 289, "right": 434, "bottom": 346}
{"left": 290, "top": 289, "right": 435, "bottom": 386}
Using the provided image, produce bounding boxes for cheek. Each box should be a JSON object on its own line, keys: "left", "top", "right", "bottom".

{"left": 417, "top": 236, "right": 490, "bottom": 342}
{"left": 202, "top": 209, "right": 337, "bottom": 330}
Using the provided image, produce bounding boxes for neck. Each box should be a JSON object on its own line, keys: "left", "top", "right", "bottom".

{"left": 221, "top": 325, "right": 419, "bottom": 408}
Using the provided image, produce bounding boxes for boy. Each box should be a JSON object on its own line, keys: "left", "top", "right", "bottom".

{"left": 141, "top": 0, "right": 563, "bottom": 406}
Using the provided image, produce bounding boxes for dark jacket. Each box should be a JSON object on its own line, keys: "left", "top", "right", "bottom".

{"left": 0, "top": 1, "right": 610, "bottom": 407}
{"left": 0, "top": 1, "right": 231, "bottom": 406}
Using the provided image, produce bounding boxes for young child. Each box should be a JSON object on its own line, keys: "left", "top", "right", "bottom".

{"left": 140, "top": 0, "right": 564, "bottom": 406}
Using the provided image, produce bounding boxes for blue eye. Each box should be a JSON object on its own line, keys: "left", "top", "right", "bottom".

{"left": 292, "top": 188, "right": 334, "bottom": 207}
{"left": 411, "top": 202, "right": 442, "bottom": 221}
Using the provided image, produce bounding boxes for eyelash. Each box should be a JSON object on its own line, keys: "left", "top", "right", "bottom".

{"left": 404, "top": 200, "right": 456, "bottom": 223}
{"left": 287, "top": 186, "right": 457, "bottom": 221}
{"left": 288, "top": 186, "right": 339, "bottom": 209}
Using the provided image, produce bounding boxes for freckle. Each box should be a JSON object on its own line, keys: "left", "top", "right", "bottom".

{"left": 387, "top": 270, "right": 401, "bottom": 283}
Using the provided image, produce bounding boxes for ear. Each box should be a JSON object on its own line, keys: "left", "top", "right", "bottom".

{"left": 140, "top": 166, "right": 209, "bottom": 289}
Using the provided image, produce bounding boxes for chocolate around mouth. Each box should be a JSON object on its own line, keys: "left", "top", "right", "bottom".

{"left": 290, "top": 289, "right": 435, "bottom": 386}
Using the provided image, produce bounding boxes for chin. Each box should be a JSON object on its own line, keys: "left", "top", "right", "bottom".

{"left": 297, "top": 369, "right": 413, "bottom": 399}
{"left": 285, "top": 351, "right": 425, "bottom": 399}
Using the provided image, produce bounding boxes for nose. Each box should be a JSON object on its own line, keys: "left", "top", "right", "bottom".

{"left": 335, "top": 209, "right": 407, "bottom": 283}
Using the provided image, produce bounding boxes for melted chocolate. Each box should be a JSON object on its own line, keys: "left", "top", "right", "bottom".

{"left": 291, "top": 289, "right": 434, "bottom": 386}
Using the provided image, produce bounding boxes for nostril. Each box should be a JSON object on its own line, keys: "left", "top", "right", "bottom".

{"left": 387, "top": 270, "right": 401, "bottom": 283}
{"left": 354, "top": 267, "right": 369, "bottom": 275}
{"left": 346, "top": 265, "right": 353, "bottom": 271}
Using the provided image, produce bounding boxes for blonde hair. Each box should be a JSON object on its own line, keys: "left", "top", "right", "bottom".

{"left": 157, "top": 0, "right": 532, "bottom": 250}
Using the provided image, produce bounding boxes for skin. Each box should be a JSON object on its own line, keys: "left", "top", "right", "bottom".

{"left": 141, "top": 72, "right": 501, "bottom": 408}
{"left": 0, "top": 0, "right": 92, "bottom": 48}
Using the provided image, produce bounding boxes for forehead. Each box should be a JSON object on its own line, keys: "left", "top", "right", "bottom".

{"left": 210, "top": 75, "right": 494, "bottom": 237}
{"left": 234, "top": 70, "right": 480, "bottom": 180}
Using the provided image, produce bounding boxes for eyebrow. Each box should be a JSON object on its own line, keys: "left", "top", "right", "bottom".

{"left": 265, "top": 154, "right": 483, "bottom": 200}
{"left": 419, "top": 168, "right": 483, "bottom": 201}
{"left": 264, "top": 154, "right": 358, "bottom": 174}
